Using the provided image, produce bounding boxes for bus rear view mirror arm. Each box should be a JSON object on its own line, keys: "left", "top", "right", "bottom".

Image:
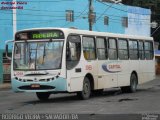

{"left": 5, "top": 40, "right": 14, "bottom": 60}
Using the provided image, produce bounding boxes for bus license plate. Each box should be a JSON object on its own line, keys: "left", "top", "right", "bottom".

{"left": 31, "top": 84, "right": 40, "bottom": 88}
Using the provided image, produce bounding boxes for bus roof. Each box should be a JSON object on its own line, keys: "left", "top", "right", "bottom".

{"left": 16, "top": 27, "right": 153, "bottom": 41}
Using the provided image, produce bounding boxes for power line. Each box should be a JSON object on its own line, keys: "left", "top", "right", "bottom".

{"left": 0, "top": 16, "right": 151, "bottom": 26}
{"left": 0, "top": 11, "right": 150, "bottom": 22}
{"left": 96, "top": 3, "right": 114, "bottom": 22}
{"left": 0, "top": 0, "right": 152, "bottom": 21}
{"left": 0, "top": 5, "right": 88, "bottom": 27}
{"left": 80, "top": 13, "right": 150, "bottom": 22}
{"left": 0, "top": 18, "right": 65, "bottom": 21}
{"left": 0, "top": 1, "right": 152, "bottom": 27}
{"left": 62, "top": 3, "right": 88, "bottom": 27}
{"left": 1, "top": 6, "right": 159, "bottom": 16}
{"left": 0, "top": 8, "right": 85, "bottom": 14}
{"left": 0, "top": 0, "right": 155, "bottom": 17}
{"left": 94, "top": 0, "right": 151, "bottom": 25}
{"left": 0, "top": 6, "right": 151, "bottom": 22}
{"left": 152, "top": 25, "right": 160, "bottom": 36}
{"left": 96, "top": 0, "right": 151, "bottom": 15}
{"left": 0, "top": 19, "right": 66, "bottom": 26}
{"left": 0, "top": 11, "right": 151, "bottom": 25}
{"left": 96, "top": 12, "right": 150, "bottom": 21}
{"left": 0, "top": 10, "right": 86, "bottom": 18}
{"left": 0, "top": 16, "right": 151, "bottom": 25}
{"left": 98, "top": 17, "right": 152, "bottom": 26}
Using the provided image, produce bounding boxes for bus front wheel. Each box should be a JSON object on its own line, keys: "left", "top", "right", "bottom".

{"left": 36, "top": 92, "right": 50, "bottom": 101}
{"left": 121, "top": 73, "right": 138, "bottom": 93}
{"left": 77, "top": 77, "right": 91, "bottom": 100}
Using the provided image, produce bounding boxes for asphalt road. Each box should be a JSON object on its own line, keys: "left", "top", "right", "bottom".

{"left": 0, "top": 77, "right": 160, "bottom": 114}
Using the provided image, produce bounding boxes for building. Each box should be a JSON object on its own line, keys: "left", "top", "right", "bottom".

{"left": 122, "top": 0, "right": 160, "bottom": 42}
{"left": 0, "top": 0, "right": 151, "bottom": 84}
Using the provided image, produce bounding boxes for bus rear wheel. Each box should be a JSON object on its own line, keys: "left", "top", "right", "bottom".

{"left": 77, "top": 77, "right": 91, "bottom": 100}
{"left": 36, "top": 92, "right": 50, "bottom": 101}
{"left": 121, "top": 73, "right": 138, "bottom": 93}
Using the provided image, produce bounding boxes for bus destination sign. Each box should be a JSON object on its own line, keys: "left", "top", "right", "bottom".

{"left": 32, "top": 32, "right": 60, "bottom": 39}
{"left": 16, "top": 30, "right": 64, "bottom": 40}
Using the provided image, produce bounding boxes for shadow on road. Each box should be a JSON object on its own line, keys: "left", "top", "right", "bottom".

{"left": 20, "top": 89, "right": 130, "bottom": 104}
{"left": 19, "top": 86, "right": 158, "bottom": 106}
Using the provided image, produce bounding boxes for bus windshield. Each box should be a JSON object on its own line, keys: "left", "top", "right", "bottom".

{"left": 13, "top": 41, "right": 63, "bottom": 70}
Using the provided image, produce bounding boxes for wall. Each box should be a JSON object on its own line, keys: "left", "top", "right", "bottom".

{"left": 15, "top": 1, "right": 151, "bottom": 34}
{"left": 126, "top": 6, "right": 151, "bottom": 36}
{"left": 0, "top": 0, "right": 151, "bottom": 40}
{"left": 16, "top": 1, "right": 88, "bottom": 30}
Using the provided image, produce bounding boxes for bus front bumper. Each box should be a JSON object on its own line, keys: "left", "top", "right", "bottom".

{"left": 11, "top": 77, "right": 67, "bottom": 92}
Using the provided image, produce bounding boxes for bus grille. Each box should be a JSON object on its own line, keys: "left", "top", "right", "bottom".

{"left": 18, "top": 85, "right": 55, "bottom": 90}
{"left": 16, "top": 78, "right": 55, "bottom": 82}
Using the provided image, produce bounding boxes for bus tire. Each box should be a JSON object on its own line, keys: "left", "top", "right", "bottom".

{"left": 121, "top": 73, "right": 138, "bottom": 93}
{"left": 77, "top": 77, "right": 91, "bottom": 100}
{"left": 36, "top": 92, "right": 50, "bottom": 101}
{"left": 129, "top": 73, "right": 138, "bottom": 93}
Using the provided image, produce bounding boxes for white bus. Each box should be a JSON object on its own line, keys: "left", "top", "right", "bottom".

{"left": 5, "top": 28, "right": 155, "bottom": 100}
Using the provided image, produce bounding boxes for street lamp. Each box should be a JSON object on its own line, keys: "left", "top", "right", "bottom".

{"left": 151, "top": 21, "right": 158, "bottom": 29}
{"left": 151, "top": 21, "right": 159, "bottom": 36}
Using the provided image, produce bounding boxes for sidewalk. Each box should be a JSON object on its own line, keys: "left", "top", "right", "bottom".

{"left": 0, "top": 83, "right": 11, "bottom": 90}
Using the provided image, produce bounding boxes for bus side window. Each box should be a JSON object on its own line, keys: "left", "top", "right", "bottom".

{"left": 96, "top": 37, "right": 108, "bottom": 60}
{"left": 83, "top": 37, "right": 96, "bottom": 60}
{"left": 108, "top": 38, "right": 118, "bottom": 60}
{"left": 66, "top": 35, "right": 81, "bottom": 70}
{"left": 144, "top": 41, "right": 154, "bottom": 60}
{"left": 139, "top": 41, "right": 145, "bottom": 60}
{"left": 118, "top": 39, "right": 129, "bottom": 60}
{"left": 129, "top": 40, "right": 138, "bottom": 60}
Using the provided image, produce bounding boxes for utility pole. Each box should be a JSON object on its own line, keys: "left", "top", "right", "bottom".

{"left": 13, "top": 0, "right": 17, "bottom": 38}
{"left": 88, "top": 0, "right": 93, "bottom": 31}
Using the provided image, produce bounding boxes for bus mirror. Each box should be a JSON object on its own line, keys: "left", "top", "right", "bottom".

{"left": 5, "top": 40, "right": 13, "bottom": 60}
{"left": 6, "top": 44, "right": 8, "bottom": 54}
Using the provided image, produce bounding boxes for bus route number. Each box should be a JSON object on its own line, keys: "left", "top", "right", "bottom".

{"left": 85, "top": 65, "right": 92, "bottom": 70}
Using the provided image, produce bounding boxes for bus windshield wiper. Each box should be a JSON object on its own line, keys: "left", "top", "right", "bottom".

{"left": 42, "top": 45, "right": 46, "bottom": 64}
